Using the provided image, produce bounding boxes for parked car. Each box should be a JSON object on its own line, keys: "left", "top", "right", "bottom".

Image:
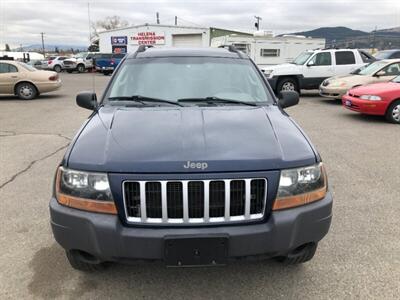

{"left": 50, "top": 46, "right": 332, "bottom": 271}
{"left": 26, "top": 59, "right": 43, "bottom": 70}
{"left": 63, "top": 52, "right": 95, "bottom": 73}
{"left": 262, "top": 48, "right": 375, "bottom": 93}
{"left": 43, "top": 56, "right": 68, "bottom": 73}
{"left": 0, "top": 60, "right": 61, "bottom": 99}
{"left": 342, "top": 75, "right": 400, "bottom": 123}
{"left": 95, "top": 53, "right": 126, "bottom": 75}
{"left": 374, "top": 49, "right": 400, "bottom": 60}
{"left": 320, "top": 59, "right": 400, "bottom": 99}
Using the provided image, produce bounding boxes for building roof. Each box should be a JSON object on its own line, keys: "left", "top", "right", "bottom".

{"left": 98, "top": 23, "right": 209, "bottom": 34}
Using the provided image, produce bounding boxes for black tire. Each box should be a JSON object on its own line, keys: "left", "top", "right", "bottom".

{"left": 54, "top": 65, "right": 62, "bottom": 73}
{"left": 67, "top": 70, "right": 73, "bottom": 73}
{"left": 66, "top": 250, "right": 106, "bottom": 272}
{"left": 16, "top": 82, "right": 37, "bottom": 100}
{"left": 276, "top": 77, "right": 299, "bottom": 93}
{"left": 77, "top": 64, "right": 85, "bottom": 73}
{"left": 276, "top": 243, "right": 317, "bottom": 265}
{"left": 385, "top": 100, "right": 400, "bottom": 124}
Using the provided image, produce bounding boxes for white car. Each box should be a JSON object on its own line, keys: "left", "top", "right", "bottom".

{"left": 261, "top": 49, "right": 375, "bottom": 93}
{"left": 43, "top": 56, "right": 68, "bottom": 73}
{"left": 63, "top": 52, "right": 94, "bottom": 73}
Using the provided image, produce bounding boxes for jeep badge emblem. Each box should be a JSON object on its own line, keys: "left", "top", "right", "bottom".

{"left": 183, "top": 161, "right": 208, "bottom": 170}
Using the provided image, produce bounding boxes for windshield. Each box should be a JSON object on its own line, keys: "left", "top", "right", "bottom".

{"left": 292, "top": 51, "right": 313, "bottom": 65}
{"left": 105, "top": 57, "right": 272, "bottom": 104}
{"left": 75, "top": 52, "right": 88, "bottom": 58}
{"left": 17, "top": 62, "right": 36, "bottom": 71}
{"left": 358, "top": 61, "right": 388, "bottom": 75}
{"left": 374, "top": 51, "right": 391, "bottom": 60}
{"left": 393, "top": 75, "right": 400, "bottom": 83}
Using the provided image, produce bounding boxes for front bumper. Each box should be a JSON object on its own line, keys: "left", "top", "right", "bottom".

{"left": 50, "top": 192, "right": 333, "bottom": 262}
{"left": 342, "top": 95, "right": 388, "bottom": 115}
{"left": 319, "top": 86, "right": 347, "bottom": 99}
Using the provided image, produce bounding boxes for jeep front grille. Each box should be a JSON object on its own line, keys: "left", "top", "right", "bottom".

{"left": 123, "top": 179, "right": 267, "bottom": 225}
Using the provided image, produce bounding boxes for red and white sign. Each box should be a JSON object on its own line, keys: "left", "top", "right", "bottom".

{"left": 130, "top": 31, "right": 165, "bottom": 45}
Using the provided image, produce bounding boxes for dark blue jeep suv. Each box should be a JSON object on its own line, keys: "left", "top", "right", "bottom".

{"left": 50, "top": 46, "right": 332, "bottom": 270}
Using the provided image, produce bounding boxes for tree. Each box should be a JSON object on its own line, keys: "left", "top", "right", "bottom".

{"left": 55, "top": 46, "right": 59, "bottom": 53}
{"left": 96, "top": 16, "right": 129, "bottom": 31}
{"left": 5, "top": 43, "right": 10, "bottom": 51}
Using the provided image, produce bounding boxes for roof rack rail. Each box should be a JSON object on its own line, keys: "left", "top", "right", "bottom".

{"left": 218, "top": 45, "right": 244, "bottom": 58}
{"left": 133, "top": 45, "right": 154, "bottom": 58}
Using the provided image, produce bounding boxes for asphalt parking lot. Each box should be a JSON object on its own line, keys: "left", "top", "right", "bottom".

{"left": 0, "top": 72, "right": 399, "bottom": 299}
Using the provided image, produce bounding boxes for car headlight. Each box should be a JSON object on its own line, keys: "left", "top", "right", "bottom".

{"left": 359, "top": 95, "right": 382, "bottom": 101}
{"left": 273, "top": 163, "right": 327, "bottom": 210}
{"left": 55, "top": 166, "right": 117, "bottom": 214}
{"left": 262, "top": 69, "right": 273, "bottom": 77}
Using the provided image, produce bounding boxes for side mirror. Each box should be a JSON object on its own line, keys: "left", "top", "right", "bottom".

{"left": 76, "top": 92, "right": 98, "bottom": 110}
{"left": 307, "top": 60, "right": 315, "bottom": 67}
{"left": 278, "top": 91, "right": 299, "bottom": 109}
{"left": 375, "top": 70, "right": 386, "bottom": 77}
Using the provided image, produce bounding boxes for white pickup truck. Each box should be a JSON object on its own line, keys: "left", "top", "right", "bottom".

{"left": 63, "top": 52, "right": 95, "bottom": 73}
{"left": 261, "top": 48, "right": 375, "bottom": 93}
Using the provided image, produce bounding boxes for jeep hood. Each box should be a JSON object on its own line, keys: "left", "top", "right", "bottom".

{"left": 66, "top": 106, "right": 316, "bottom": 173}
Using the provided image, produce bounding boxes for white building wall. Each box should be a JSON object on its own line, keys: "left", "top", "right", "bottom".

{"left": 99, "top": 24, "right": 210, "bottom": 53}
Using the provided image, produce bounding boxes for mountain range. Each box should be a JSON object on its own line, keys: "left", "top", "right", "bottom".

{"left": 13, "top": 44, "right": 87, "bottom": 52}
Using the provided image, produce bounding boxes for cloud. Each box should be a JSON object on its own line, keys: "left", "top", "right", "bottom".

{"left": 0, "top": 0, "right": 399, "bottom": 46}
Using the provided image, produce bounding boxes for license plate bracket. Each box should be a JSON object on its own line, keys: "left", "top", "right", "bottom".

{"left": 164, "top": 236, "right": 228, "bottom": 267}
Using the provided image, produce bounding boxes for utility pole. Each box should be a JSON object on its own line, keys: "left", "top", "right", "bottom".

{"left": 88, "top": 2, "right": 92, "bottom": 44}
{"left": 40, "top": 32, "right": 45, "bottom": 56}
{"left": 254, "top": 16, "right": 262, "bottom": 30}
{"left": 175, "top": 16, "right": 178, "bottom": 26}
{"left": 156, "top": 12, "right": 160, "bottom": 24}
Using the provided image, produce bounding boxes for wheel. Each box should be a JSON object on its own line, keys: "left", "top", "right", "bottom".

{"left": 16, "top": 82, "right": 37, "bottom": 100}
{"left": 385, "top": 100, "right": 400, "bottom": 124}
{"left": 54, "top": 65, "right": 62, "bottom": 73}
{"left": 276, "top": 243, "right": 317, "bottom": 265}
{"left": 67, "top": 70, "right": 73, "bottom": 73}
{"left": 103, "top": 71, "right": 111, "bottom": 76}
{"left": 77, "top": 64, "right": 85, "bottom": 73}
{"left": 277, "top": 77, "right": 298, "bottom": 93}
{"left": 66, "top": 250, "right": 106, "bottom": 272}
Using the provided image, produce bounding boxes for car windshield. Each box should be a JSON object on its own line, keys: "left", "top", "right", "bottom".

{"left": 374, "top": 51, "right": 392, "bottom": 60}
{"left": 292, "top": 51, "right": 313, "bottom": 65}
{"left": 75, "top": 52, "right": 87, "bottom": 58}
{"left": 393, "top": 75, "right": 400, "bottom": 83}
{"left": 358, "top": 61, "right": 388, "bottom": 75}
{"left": 105, "top": 57, "right": 272, "bottom": 104}
{"left": 17, "top": 62, "right": 36, "bottom": 71}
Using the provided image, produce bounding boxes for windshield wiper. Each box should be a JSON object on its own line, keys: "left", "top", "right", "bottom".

{"left": 108, "top": 95, "right": 183, "bottom": 107}
{"left": 177, "top": 96, "right": 257, "bottom": 107}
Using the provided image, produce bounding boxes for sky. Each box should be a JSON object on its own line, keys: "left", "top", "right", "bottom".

{"left": 0, "top": 0, "right": 399, "bottom": 47}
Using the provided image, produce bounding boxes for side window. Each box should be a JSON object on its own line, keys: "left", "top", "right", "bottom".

{"left": 391, "top": 52, "right": 400, "bottom": 59}
{"left": 359, "top": 51, "right": 373, "bottom": 63}
{"left": 335, "top": 51, "right": 356, "bottom": 65}
{"left": 260, "top": 49, "right": 280, "bottom": 57}
{"left": 309, "top": 52, "right": 332, "bottom": 66}
{"left": 0, "top": 63, "right": 18, "bottom": 73}
{"left": 381, "top": 63, "right": 400, "bottom": 76}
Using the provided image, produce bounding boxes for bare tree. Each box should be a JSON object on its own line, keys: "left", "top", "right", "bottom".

{"left": 96, "top": 16, "right": 129, "bottom": 31}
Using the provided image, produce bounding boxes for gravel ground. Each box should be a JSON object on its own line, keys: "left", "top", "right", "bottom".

{"left": 0, "top": 73, "right": 399, "bottom": 299}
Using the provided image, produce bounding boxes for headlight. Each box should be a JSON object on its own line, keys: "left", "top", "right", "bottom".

{"left": 359, "top": 95, "right": 382, "bottom": 101}
{"left": 273, "top": 163, "right": 327, "bottom": 210}
{"left": 55, "top": 167, "right": 117, "bottom": 214}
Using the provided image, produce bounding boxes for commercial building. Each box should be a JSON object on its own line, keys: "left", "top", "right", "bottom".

{"left": 98, "top": 24, "right": 251, "bottom": 53}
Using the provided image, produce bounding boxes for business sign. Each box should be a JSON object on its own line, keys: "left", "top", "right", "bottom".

{"left": 111, "top": 36, "right": 128, "bottom": 45}
{"left": 130, "top": 31, "right": 165, "bottom": 45}
{"left": 112, "top": 46, "right": 127, "bottom": 54}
